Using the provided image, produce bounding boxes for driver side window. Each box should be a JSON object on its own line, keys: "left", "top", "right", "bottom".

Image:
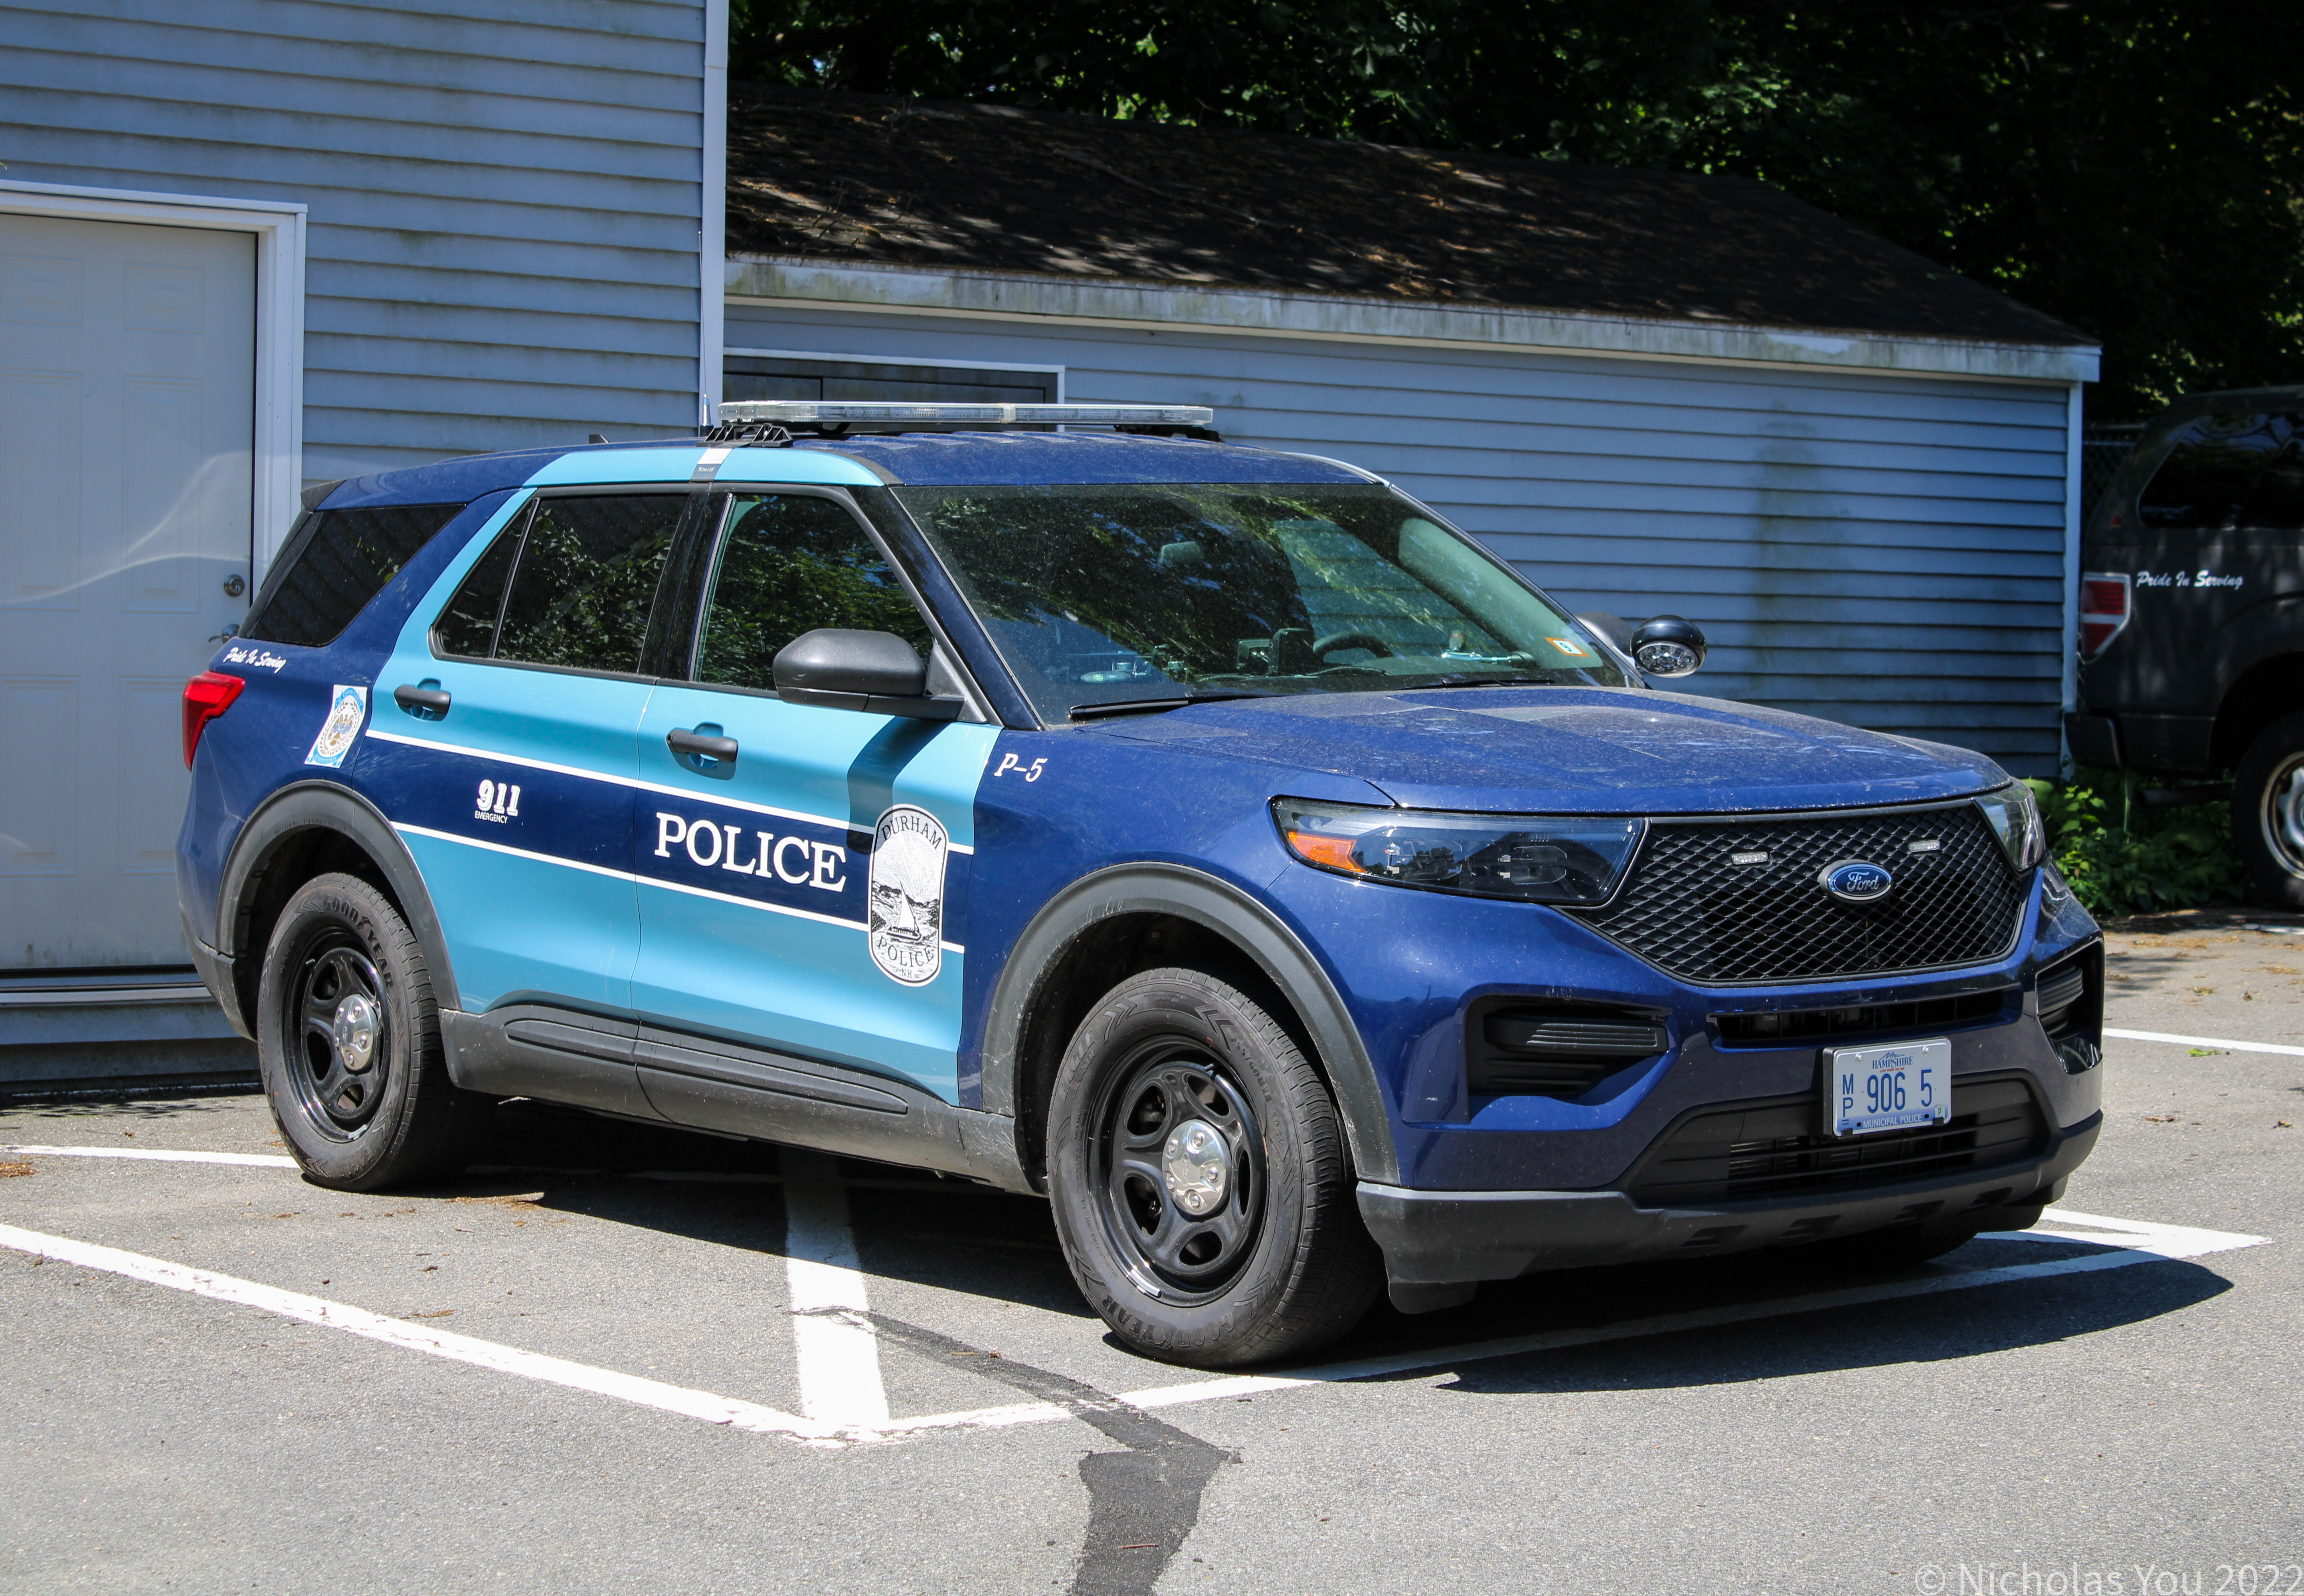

{"left": 692, "top": 494, "right": 933, "bottom": 691}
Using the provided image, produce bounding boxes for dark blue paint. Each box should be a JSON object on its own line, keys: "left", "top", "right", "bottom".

{"left": 1084, "top": 688, "right": 2009, "bottom": 814}
{"left": 956, "top": 714, "right": 2096, "bottom": 1186}
{"left": 176, "top": 492, "right": 520, "bottom": 949}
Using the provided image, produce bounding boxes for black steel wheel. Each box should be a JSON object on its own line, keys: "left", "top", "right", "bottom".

{"left": 287, "top": 938, "right": 392, "bottom": 1138}
{"left": 1090, "top": 1046, "right": 1267, "bottom": 1306}
{"left": 2234, "top": 709, "right": 2304, "bottom": 908}
{"left": 1047, "top": 967, "right": 1382, "bottom": 1367}
{"left": 256, "top": 872, "right": 492, "bottom": 1190}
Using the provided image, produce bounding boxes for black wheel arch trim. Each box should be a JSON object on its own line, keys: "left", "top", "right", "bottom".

{"left": 216, "top": 781, "right": 461, "bottom": 1027}
{"left": 980, "top": 861, "right": 1399, "bottom": 1186}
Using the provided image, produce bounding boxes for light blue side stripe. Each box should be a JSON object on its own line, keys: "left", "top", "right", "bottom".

{"left": 395, "top": 822, "right": 964, "bottom": 954}
{"left": 522, "top": 446, "right": 882, "bottom": 488}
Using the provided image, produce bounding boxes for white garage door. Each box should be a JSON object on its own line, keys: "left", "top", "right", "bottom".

{"left": 1, "top": 212, "right": 256, "bottom": 970}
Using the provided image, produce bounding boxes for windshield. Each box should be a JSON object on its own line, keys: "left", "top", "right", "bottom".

{"left": 893, "top": 482, "right": 1628, "bottom": 721}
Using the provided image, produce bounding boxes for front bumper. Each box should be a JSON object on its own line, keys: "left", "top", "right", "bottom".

{"left": 1358, "top": 1110, "right": 2100, "bottom": 1285}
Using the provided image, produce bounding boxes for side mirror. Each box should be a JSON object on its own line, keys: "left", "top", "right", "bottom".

{"left": 772, "top": 629, "right": 960, "bottom": 721}
{"left": 1630, "top": 615, "right": 1707, "bottom": 678}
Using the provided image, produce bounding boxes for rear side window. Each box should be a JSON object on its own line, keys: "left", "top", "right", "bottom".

{"left": 2138, "top": 413, "right": 2299, "bottom": 531}
{"left": 432, "top": 494, "right": 684, "bottom": 674}
{"left": 692, "top": 494, "right": 932, "bottom": 691}
{"left": 2241, "top": 434, "right": 2304, "bottom": 529}
{"left": 243, "top": 503, "right": 464, "bottom": 648}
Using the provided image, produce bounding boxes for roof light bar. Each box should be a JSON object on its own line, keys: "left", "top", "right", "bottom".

{"left": 714, "top": 401, "right": 1216, "bottom": 429}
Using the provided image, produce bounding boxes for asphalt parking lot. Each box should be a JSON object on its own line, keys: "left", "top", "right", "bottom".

{"left": 1, "top": 915, "right": 2298, "bottom": 1595}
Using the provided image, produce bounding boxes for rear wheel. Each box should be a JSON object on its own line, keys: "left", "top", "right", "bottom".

{"left": 2233, "top": 709, "right": 2304, "bottom": 908}
{"left": 1046, "top": 968, "right": 1382, "bottom": 1367}
{"left": 257, "top": 873, "right": 492, "bottom": 1190}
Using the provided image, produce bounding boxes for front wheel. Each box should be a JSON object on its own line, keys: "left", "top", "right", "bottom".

{"left": 256, "top": 872, "right": 492, "bottom": 1190}
{"left": 1046, "top": 968, "right": 1382, "bottom": 1367}
{"left": 2233, "top": 709, "right": 2304, "bottom": 908}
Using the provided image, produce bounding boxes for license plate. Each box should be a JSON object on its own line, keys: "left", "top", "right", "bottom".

{"left": 1825, "top": 1038, "right": 1952, "bottom": 1138}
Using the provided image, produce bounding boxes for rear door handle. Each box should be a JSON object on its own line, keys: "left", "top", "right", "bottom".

{"left": 393, "top": 683, "right": 451, "bottom": 719}
{"left": 666, "top": 726, "right": 738, "bottom": 766}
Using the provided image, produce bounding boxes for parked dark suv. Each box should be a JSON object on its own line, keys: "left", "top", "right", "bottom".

{"left": 2067, "top": 385, "right": 2304, "bottom": 905}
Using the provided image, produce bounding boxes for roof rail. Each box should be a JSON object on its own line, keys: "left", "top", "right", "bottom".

{"left": 707, "top": 400, "right": 1219, "bottom": 443}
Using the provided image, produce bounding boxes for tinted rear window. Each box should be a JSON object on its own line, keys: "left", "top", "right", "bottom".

{"left": 432, "top": 494, "right": 684, "bottom": 675}
{"left": 243, "top": 503, "right": 465, "bottom": 648}
{"left": 2138, "top": 413, "right": 2300, "bottom": 531}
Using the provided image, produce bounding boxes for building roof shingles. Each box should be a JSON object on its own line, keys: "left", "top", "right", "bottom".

{"left": 726, "top": 88, "right": 2088, "bottom": 348}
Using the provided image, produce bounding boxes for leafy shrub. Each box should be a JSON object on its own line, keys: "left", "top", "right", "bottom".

{"left": 2024, "top": 766, "right": 2249, "bottom": 918}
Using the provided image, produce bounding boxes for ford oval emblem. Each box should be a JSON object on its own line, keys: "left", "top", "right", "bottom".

{"left": 1820, "top": 859, "right": 1894, "bottom": 903}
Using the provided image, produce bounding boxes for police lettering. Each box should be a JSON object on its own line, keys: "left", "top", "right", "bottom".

{"left": 653, "top": 812, "right": 843, "bottom": 892}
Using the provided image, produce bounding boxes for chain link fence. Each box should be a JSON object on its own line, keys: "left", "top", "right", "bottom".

{"left": 2081, "top": 422, "right": 2147, "bottom": 518}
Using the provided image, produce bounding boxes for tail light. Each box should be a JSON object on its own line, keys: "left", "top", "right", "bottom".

{"left": 182, "top": 672, "right": 245, "bottom": 767}
{"left": 2079, "top": 572, "right": 2131, "bottom": 660}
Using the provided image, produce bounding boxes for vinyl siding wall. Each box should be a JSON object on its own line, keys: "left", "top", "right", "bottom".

{"left": 728, "top": 300, "right": 2072, "bottom": 773}
{"left": 1, "top": 0, "right": 708, "bottom": 484}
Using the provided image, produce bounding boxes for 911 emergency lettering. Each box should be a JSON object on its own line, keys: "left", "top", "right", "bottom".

{"left": 474, "top": 779, "right": 522, "bottom": 824}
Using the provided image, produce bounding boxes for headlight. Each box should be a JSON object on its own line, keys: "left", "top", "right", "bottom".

{"left": 1975, "top": 782, "right": 2045, "bottom": 871}
{"left": 1273, "top": 798, "right": 1644, "bottom": 905}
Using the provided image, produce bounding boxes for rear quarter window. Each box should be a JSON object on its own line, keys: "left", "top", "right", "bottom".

{"left": 242, "top": 503, "right": 466, "bottom": 648}
{"left": 430, "top": 493, "right": 685, "bottom": 675}
{"left": 2137, "top": 413, "right": 2299, "bottom": 531}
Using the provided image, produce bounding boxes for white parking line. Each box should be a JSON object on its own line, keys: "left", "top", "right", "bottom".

{"left": 0, "top": 1151, "right": 2267, "bottom": 1452}
{"left": 779, "top": 1151, "right": 892, "bottom": 1428}
{"left": 0, "top": 1220, "right": 841, "bottom": 1445}
{"left": 0, "top": 1146, "right": 949, "bottom": 1191}
{"left": 2, "top": 1144, "right": 298, "bottom": 1168}
{"left": 2105, "top": 1027, "right": 2304, "bottom": 1058}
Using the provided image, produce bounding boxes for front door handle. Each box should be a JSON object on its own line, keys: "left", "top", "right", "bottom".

{"left": 393, "top": 683, "right": 451, "bottom": 719}
{"left": 667, "top": 725, "right": 738, "bottom": 769}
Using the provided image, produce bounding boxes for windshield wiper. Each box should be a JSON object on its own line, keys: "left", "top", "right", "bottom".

{"left": 1395, "top": 672, "right": 1552, "bottom": 689}
{"left": 1069, "top": 689, "right": 1269, "bottom": 721}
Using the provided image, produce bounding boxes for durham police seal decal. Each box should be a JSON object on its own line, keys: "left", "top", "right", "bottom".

{"left": 869, "top": 805, "right": 947, "bottom": 985}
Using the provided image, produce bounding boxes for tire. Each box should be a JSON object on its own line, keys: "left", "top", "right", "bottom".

{"left": 2233, "top": 709, "right": 2304, "bottom": 908}
{"left": 1046, "top": 967, "right": 1382, "bottom": 1368}
{"left": 256, "top": 872, "right": 492, "bottom": 1190}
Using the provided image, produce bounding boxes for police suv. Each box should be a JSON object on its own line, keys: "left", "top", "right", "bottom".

{"left": 178, "top": 403, "right": 2105, "bottom": 1367}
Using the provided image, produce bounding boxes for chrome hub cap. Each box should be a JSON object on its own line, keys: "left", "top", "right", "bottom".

{"left": 333, "top": 992, "right": 378, "bottom": 1073}
{"left": 1162, "top": 1119, "right": 1229, "bottom": 1216}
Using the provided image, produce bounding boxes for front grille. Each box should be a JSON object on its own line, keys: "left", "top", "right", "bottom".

{"left": 1626, "top": 1077, "right": 2045, "bottom": 1206}
{"left": 1570, "top": 801, "right": 2025, "bottom": 984}
{"left": 1713, "top": 987, "right": 2011, "bottom": 1045}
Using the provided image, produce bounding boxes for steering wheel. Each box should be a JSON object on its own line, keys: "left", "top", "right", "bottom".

{"left": 1312, "top": 630, "right": 1395, "bottom": 660}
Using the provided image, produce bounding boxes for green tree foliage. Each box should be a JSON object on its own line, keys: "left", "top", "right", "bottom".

{"left": 731, "top": 1, "right": 2304, "bottom": 418}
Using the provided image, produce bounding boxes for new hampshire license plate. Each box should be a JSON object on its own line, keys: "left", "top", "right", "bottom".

{"left": 1825, "top": 1038, "right": 1952, "bottom": 1138}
